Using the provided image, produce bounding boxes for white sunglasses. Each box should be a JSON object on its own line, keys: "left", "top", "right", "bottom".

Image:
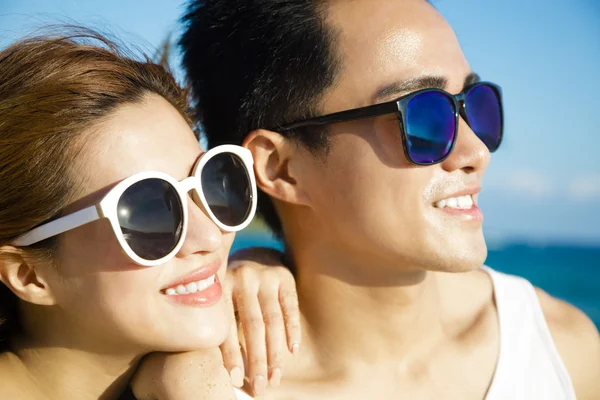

{"left": 12, "top": 145, "right": 257, "bottom": 266}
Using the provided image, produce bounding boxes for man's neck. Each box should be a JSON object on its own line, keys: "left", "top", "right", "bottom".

{"left": 10, "top": 338, "right": 141, "bottom": 400}
{"left": 290, "top": 239, "right": 452, "bottom": 375}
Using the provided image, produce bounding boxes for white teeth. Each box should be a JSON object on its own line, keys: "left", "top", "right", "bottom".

{"left": 197, "top": 280, "right": 209, "bottom": 291}
{"left": 457, "top": 195, "right": 473, "bottom": 209}
{"left": 185, "top": 282, "right": 198, "bottom": 293}
{"left": 446, "top": 197, "right": 458, "bottom": 208}
{"left": 197, "top": 275, "right": 216, "bottom": 291}
{"left": 164, "top": 275, "right": 216, "bottom": 296}
{"left": 434, "top": 195, "right": 474, "bottom": 210}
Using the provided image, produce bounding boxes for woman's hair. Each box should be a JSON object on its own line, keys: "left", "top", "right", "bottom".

{"left": 0, "top": 28, "right": 194, "bottom": 349}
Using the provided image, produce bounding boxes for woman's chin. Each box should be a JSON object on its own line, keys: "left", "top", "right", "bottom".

{"left": 159, "top": 315, "right": 231, "bottom": 352}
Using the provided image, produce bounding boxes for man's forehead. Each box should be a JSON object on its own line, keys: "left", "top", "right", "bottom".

{"left": 324, "top": 0, "right": 456, "bottom": 72}
{"left": 324, "top": 0, "right": 439, "bottom": 34}
{"left": 318, "top": 0, "right": 470, "bottom": 110}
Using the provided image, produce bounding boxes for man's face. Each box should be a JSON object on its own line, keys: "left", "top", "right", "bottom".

{"left": 297, "top": 0, "right": 491, "bottom": 272}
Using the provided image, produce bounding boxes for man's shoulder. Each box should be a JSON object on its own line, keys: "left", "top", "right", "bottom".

{"left": 534, "top": 287, "right": 600, "bottom": 400}
{"left": 534, "top": 286, "right": 599, "bottom": 357}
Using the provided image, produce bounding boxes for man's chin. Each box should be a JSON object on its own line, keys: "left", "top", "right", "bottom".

{"left": 418, "top": 239, "right": 488, "bottom": 273}
{"left": 444, "top": 246, "right": 488, "bottom": 273}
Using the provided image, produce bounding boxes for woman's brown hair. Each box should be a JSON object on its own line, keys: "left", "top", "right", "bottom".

{"left": 0, "top": 28, "right": 194, "bottom": 348}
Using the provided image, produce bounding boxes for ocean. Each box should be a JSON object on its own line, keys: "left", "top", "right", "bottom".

{"left": 231, "top": 232, "right": 600, "bottom": 330}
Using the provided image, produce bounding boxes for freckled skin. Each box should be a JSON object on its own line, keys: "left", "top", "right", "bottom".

{"left": 50, "top": 95, "right": 234, "bottom": 352}
{"left": 0, "top": 95, "right": 237, "bottom": 400}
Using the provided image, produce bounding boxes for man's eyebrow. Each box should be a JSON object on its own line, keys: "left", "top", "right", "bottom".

{"left": 373, "top": 75, "right": 447, "bottom": 103}
{"left": 372, "top": 72, "right": 482, "bottom": 104}
{"left": 463, "top": 72, "right": 481, "bottom": 89}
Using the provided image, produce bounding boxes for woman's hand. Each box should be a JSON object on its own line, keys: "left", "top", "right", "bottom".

{"left": 220, "top": 247, "right": 300, "bottom": 397}
{"left": 128, "top": 247, "right": 299, "bottom": 399}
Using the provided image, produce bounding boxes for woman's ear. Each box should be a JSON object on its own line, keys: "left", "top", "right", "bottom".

{"left": 243, "top": 130, "right": 311, "bottom": 206}
{"left": 0, "top": 247, "right": 57, "bottom": 306}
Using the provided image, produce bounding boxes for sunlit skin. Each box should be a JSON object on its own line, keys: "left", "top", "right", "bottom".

{"left": 241, "top": 1, "right": 497, "bottom": 398}
{"left": 235, "top": 0, "right": 600, "bottom": 398}
{"left": 0, "top": 95, "right": 235, "bottom": 400}
{"left": 91, "top": 1, "right": 599, "bottom": 399}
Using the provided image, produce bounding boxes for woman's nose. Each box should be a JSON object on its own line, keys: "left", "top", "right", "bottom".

{"left": 177, "top": 195, "right": 223, "bottom": 257}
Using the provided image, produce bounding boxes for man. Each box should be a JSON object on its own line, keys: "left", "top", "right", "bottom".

{"left": 179, "top": 0, "right": 600, "bottom": 398}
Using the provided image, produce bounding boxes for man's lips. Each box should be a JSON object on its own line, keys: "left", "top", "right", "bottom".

{"left": 161, "top": 259, "right": 221, "bottom": 291}
{"left": 437, "top": 204, "right": 483, "bottom": 221}
{"left": 430, "top": 184, "right": 483, "bottom": 221}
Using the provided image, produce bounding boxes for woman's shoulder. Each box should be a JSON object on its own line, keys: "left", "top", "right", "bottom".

{"left": 0, "top": 351, "right": 41, "bottom": 399}
{"left": 0, "top": 350, "right": 19, "bottom": 379}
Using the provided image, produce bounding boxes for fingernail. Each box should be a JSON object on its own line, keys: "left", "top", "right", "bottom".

{"left": 270, "top": 368, "right": 282, "bottom": 387}
{"left": 253, "top": 375, "right": 266, "bottom": 396}
{"left": 230, "top": 367, "right": 244, "bottom": 388}
{"left": 291, "top": 343, "right": 300, "bottom": 355}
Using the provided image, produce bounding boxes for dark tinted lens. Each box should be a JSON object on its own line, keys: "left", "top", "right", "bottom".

{"left": 405, "top": 91, "right": 457, "bottom": 164}
{"left": 117, "top": 179, "right": 183, "bottom": 261}
{"left": 201, "top": 153, "right": 252, "bottom": 227}
{"left": 465, "top": 84, "right": 502, "bottom": 151}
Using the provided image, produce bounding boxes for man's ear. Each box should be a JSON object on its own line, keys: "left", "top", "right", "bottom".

{"left": 0, "top": 246, "right": 57, "bottom": 306}
{"left": 243, "top": 129, "right": 311, "bottom": 206}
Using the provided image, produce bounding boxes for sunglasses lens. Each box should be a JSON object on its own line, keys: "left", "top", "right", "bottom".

{"left": 405, "top": 91, "right": 456, "bottom": 164}
{"left": 117, "top": 179, "right": 183, "bottom": 261}
{"left": 465, "top": 84, "right": 502, "bottom": 152}
{"left": 201, "top": 152, "right": 253, "bottom": 228}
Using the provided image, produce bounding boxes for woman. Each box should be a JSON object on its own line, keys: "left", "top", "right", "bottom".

{"left": 0, "top": 30, "right": 263, "bottom": 399}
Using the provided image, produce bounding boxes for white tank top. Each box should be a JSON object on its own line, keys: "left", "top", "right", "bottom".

{"left": 482, "top": 266, "right": 576, "bottom": 399}
{"left": 235, "top": 267, "right": 577, "bottom": 399}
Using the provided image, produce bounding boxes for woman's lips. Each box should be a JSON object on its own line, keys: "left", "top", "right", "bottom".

{"left": 162, "top": 274, "right": 223, "bottom": 307}
{"left": 161, "top": 259, "right": 221, "bottom": 291}
{"left": 160, "top": 259, "right": 223, "bottom": 307}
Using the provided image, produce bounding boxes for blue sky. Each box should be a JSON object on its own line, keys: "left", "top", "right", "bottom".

{"left": 1, "top": 0, "right": 599, "bottom": 244}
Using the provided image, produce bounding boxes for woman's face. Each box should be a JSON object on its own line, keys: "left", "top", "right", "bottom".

{"left": 42, "top": 94, "right": 234, "bottom": 353}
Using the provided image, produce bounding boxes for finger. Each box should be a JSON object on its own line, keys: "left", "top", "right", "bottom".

{"left": 258, "top": 283, "right": 287, "bottom": 387}
{"left": 279, "top": 277, "right": 302, "bottom": 355}
{"left": 234, "top": 283, "right": 268, "bottom": 397}
{"left": 220, "top": 287, "right": 245, "bottom": 388}
{"left": 219, "top": 326, "right": 245, "bottom": 388}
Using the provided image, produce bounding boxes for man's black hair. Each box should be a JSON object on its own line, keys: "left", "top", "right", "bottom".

{"left": 180, "top": 0, "right": 341, "bottom": 236}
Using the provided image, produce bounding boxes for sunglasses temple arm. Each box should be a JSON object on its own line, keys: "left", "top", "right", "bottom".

{"left": 11, "top": 205, "right": 101, "bottom": 247}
